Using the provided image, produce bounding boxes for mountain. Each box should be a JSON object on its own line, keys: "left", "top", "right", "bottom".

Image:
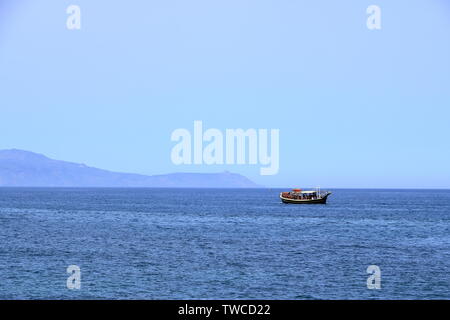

{"left": 0, "top": 149, "right": 261, "bottom": 188}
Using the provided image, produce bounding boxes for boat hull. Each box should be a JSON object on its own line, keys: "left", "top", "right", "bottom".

{"left": 280, "top": 193, "right": 331, "bottom": 204}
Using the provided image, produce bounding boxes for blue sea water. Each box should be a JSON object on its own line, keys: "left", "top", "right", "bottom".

{"left": 0, "top": 188, "right": 449, "bottom": 300}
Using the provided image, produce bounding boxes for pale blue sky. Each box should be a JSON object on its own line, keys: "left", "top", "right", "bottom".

{"left": 1, "top": 0, "right": 449, "bottom": 188}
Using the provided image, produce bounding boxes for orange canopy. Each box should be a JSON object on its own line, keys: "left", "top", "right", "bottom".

{"left": 292, "top": 189, "right": 302, "bottom": 192}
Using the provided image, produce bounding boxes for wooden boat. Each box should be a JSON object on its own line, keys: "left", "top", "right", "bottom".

{"left": 280, "top": 188, "right": 331, "bottom": 204}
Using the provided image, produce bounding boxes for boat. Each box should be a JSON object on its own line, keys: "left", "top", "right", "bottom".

{"left": 280, "top": 188, "right": 331, "bottom": 204}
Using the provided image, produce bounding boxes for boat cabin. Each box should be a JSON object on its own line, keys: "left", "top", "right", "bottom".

{"left": 281, "top": 189, "right": 319, "bottom": 200}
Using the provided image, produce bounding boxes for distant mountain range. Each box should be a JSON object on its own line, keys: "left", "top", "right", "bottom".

{"left": 0, "top": 149, "right": 261, "bottom": 188}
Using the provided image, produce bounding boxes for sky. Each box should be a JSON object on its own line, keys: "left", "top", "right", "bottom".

{"left": 0, "top": 0, "right": 449, "bottom": 188}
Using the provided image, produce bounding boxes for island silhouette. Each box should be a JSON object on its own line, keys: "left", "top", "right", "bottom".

{"left": 0, "top": 149, "right": 261, "bottom": 188}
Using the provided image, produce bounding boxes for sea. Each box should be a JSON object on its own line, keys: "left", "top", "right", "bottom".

{"left": 0, "top": 188, "right": 449, "bottom": 299}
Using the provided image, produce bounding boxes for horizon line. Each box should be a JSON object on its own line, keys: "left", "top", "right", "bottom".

{"left": 0, "top": 186, "right": 449, "bottom": 190}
